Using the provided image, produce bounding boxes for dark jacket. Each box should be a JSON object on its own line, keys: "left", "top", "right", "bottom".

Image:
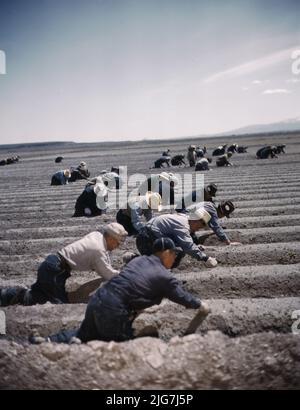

{"left": 102, "top": 255, "right": 200, "bottom": 312}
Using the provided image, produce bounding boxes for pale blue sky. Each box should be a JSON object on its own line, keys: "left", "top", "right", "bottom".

{"left": 0, "top": 0, "right": 300, "bottom": 143}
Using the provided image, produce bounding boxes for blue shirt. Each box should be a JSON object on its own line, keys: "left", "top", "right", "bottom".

{"left": 103, "top": 255, "right": 200, "bottom": 311}
{"left": 187, "top": 202, "right": 229, "bottom": 242}
{"left": 53, "top": 170, "right": 69, "bottom": 185}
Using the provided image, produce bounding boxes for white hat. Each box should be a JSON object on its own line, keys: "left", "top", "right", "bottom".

{"left": 159, "top": 172, "right": 179, "bottom": 186}
{"left": 104, "top": 223, "right": 128, "bottom": 241}
{"left": 79, "top": 161, "right": 87, "bottom": 168}
{"left": 96, "top": 171, "right": 122, "bottom": 189}
{"left": 188, "top": 208, "right": 211, "bottom": 224}
{"left": 94, "top": 182, "right": 108, "bottom": 210}
{"left": 145, "top": 191, "right": 162, "bottom": 210}
{"left": 101, "top": 172, "right": 119, "bottom": 181}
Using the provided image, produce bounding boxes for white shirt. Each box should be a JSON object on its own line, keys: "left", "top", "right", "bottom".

{"left": 59, "top": 231, "right": 119, "bottom": 280}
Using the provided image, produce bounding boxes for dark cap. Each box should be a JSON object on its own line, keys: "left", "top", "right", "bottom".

{"left": 218, "top": 200, "right": 235, "bottom": 217}
{"left": 206, "top": 183, "right": 218, "bottom": 196}
{"left": 153, "top": 238, "right": 182, "bottom": 254}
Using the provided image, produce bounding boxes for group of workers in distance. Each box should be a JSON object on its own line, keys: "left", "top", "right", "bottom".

{"left": 0, "top": 155, "right": 20, "bottom": 166}
{"left": 3, "top": 140, "right": 286, "bottom": 345}
{"left": 151, "top": 141, "right": 286, "bottom": 171}
{"left": 1, "top": 156, "right": 243, "bottom": 345}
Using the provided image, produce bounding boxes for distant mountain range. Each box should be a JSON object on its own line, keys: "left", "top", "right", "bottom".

{"left": 220, "top": 117, "right": 300, "bottom": 136}
{"left": 1, "top": 118, "right": 300, "bottom": 150}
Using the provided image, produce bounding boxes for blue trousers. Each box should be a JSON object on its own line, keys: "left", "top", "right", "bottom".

{"left": 1, "top": 254, "right": 70, "bottom": 306}
{"left": 49, "top": 287, "right": 134, "bottom": 343}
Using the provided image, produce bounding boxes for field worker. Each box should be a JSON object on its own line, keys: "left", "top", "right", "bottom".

{"left": 55, "top": 156, "right": 64, "bottom": 163}
{"left": 212, "top": 144, "right": 227, "bottom": 156}
{"left": 256, "top": 146, "right": 278, "bottom": 159}
{"left": 162, "top": 149, "right": 171, "bottom": 157}
{"left": 237, "top": 146, "right": 248, "bottom": 153}
{"left": 0, "top": 223, "right": 128, "bottom": 307}
{"left": 216, "top": 152, "right": 233, "bottom": 167}
{"left": 139, "top": 172, "right": 179, "bottom": 206}
{"left": 227, "top": 144, "right": 238, "bottom": 154}
{"left": 73, "top": 179, "right": 108, "bottom": 217}
{"left": 204, "top": 183, "right": 218, "bottom": 203}
{"left": 69, "top": 161, "right": 91, "bottom": 182}
{"left": 136, "top": 210, "right": 218, "bottom": 269}
{"left": 90, "top": 171, "right": 122, "bottom": 190}
{"left": 187, "top": 145, "right": 197, "bottom": 167}
{"left": 196, "top": 146, "right": 207, "bottom": 158}
{"left": 176, "top": 183, "right": 218, "bottom": 211}
{"left": 152, "top": 155, "right": 171, "bottom": 169}
{"left": 275, "top": 144, "right": 286, "bottom": 154}
{"left": 195, "top": 157, "right": 212, "bottom": 171}
{"left": 184, "top": 201, "right": 240, "bottom": 246}
{"left": 51, "top": 169, "right": 71, "bottom": 185}
{"left": 171, "top": 154, "right": 186, "bottom": 167}
{"left": 116, "top": 192, "right": 162, "bottom": 236}
{"left": 30, "top": 238, "right": 210, "bottom": 344}
{"left": 77, "top": 161, "right": 90, "bottom": 177}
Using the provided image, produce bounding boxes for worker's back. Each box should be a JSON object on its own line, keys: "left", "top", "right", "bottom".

{"left": 100, "top": 255, "right": 172, "bottom": 310}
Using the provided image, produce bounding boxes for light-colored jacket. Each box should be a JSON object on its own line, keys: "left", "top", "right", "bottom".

{"left": 59, "top": 231, "right": 119, "bottom": 280}
{"left": 146, "top": 213, "right": 207, "bottom": 261}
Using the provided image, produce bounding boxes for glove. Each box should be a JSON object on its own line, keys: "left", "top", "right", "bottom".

{"left": 204, "top": 257, "right": 218, "bottom": 268}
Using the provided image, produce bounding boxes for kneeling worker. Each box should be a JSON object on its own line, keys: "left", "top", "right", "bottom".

{"left": 73, "top": 179, "right": 108, "bottom": 217}
{"left": 0, "top": 223, "right": 128, "bottom": 306}
{"left": 136, "top": 210, "right": 218, "bottom": 268}
{"left": 30, "top": 238, "right": 210, "bottom": 344}
{"left": 116, "top": 192, "right": 162, "bottom": 236}
{"left": 51, "top": 169, "right": 71, "bottom": 185}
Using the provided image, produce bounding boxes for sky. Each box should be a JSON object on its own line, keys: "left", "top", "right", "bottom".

{"left": 0, "top": 0, "right": 300, "bottom": 144}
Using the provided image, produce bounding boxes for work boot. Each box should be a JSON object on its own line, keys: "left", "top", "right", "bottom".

{"left": 29, "top": 335, "right": 51, "bottom": 345}
{"left": 183, "top": 302, "right": 211, "bottom": 336}
{"left": 69, "top": 337, "right": 82, "bottom": 345}
{"left": 0, "top": 287, "right": 27, "bottom": 307}
{"left": 133, "top": 325, "right": 159, "bottom": 338}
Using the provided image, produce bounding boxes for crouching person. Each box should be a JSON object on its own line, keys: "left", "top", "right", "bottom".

{"left": 184, "top": 201, "right": 241, "bottom": 246}
{"left": 30, "top": 238, "right": 210, "bottom": 344}
{"left": 195, "top": 157, "right": 212, "bottom": 171}
{"left": 216, "top": 152, "right": 233, "bottom": 167}
{"left": 136, "top": 210, "right": 218, "bottom": 269}
{"left": 73, "top": 180, "right": 108, "bottom": 217}
{"left": 116, "top": 192, "right": 162, "bottom": 236}
{"left": 0, "top": 223, "right": 128, "bottom": 307}
{"left": 51, "top": 169, "right": 71, "bottom": 185}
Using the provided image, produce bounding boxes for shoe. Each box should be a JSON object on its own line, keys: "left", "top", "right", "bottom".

{"left": 133, "top": 325, "right": 159, "bottom": 338}
{"left": 29, "top": 335, "right": 51, "bottom": 345}
{"left": 0, "top": 287, "right": 28, "bottom": 306}
{"left": 69, "top": 337, "right": 82, "bottom": 345}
